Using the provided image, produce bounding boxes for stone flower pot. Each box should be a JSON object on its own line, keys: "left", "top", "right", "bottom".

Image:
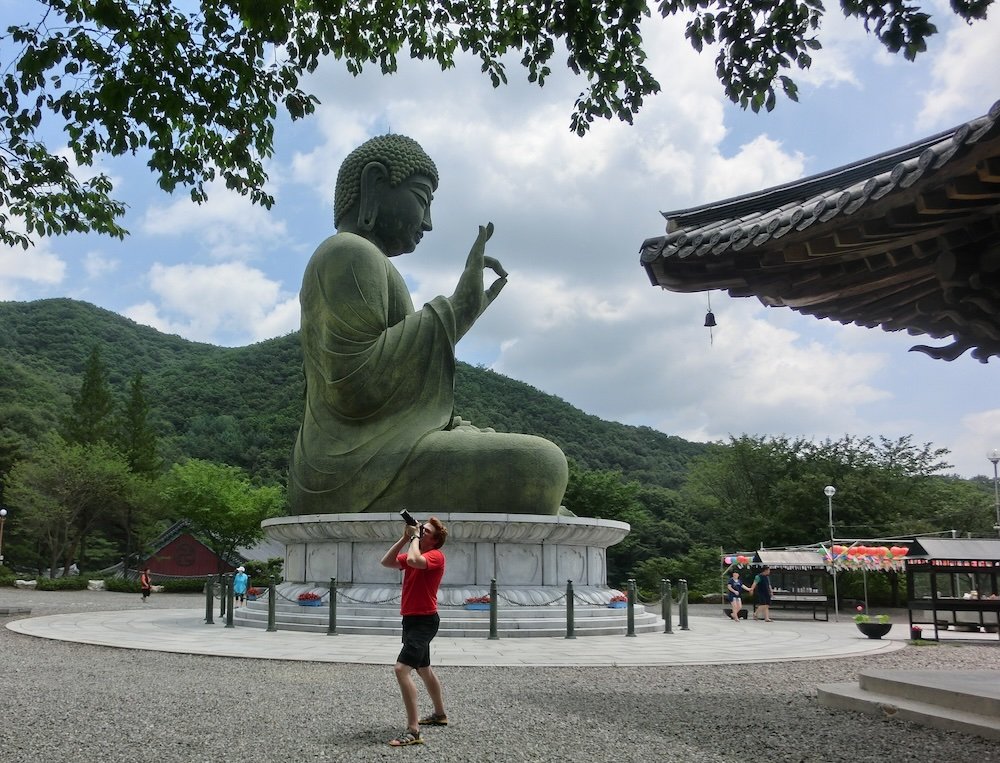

{"left": 856, "top": 621, "right": 892, "bottom": 639}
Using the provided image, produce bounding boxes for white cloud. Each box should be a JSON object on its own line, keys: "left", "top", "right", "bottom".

{"left": 83, "top": 250, "right": 119, "bottom": 279}
{"left": 954, "top": 408, "right": 1000, "bottom": 479}
{"left": 702, "top": 135, "right": 807, "bottom": 201}
{"left": 0, "top": 240, "right": 66, "bottom": 299}
{"left": 917, "top": 13, "right": 1000, "bottom": 129}
{"left": 124, "top": 262, "right": 298, "bottom": 345}
{"left": 139, "top": 184, "right": 289, "bottom": 261}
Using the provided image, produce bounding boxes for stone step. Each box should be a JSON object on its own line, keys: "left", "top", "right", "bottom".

{"left": 232, "top": 602, "right": 664, "bottom": 637}
{"left": 817, "top": 672, "right": 1000, "bottom": 741}
{"left": 858, "top": 670, "right": 1000, "bottom": 718}
{"left": 247, "top": 601, "right": 654, "bottom": 619}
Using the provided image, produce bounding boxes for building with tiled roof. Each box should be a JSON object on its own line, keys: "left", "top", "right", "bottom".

{"left": 639, "top": 100, "right": 1000, "bottom": 362}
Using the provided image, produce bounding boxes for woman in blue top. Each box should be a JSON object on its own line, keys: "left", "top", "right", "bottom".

{"left": 726, "top": 571, "right": 746, "bottom": 621}
{"left": 233, "top": 566, "right": 249, "bottom": 608}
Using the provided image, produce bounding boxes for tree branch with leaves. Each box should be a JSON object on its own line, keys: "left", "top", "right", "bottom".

{"left": 2, "top": 0, "right": 990, "bottom": 248}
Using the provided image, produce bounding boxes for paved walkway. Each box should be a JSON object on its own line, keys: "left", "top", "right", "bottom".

{"left": 7, "top": 607, "right": 911, "bottom": 666}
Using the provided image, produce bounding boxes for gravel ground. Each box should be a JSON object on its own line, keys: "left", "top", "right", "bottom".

{"left": 1, "top": 590, "right": 998, "bottom": 762}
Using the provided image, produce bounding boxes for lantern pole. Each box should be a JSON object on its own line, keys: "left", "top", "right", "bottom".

{"left": 989, "top": 450, "right": 1000, "bottom": 538}
{"left": 825, "top": 486, "right": 839, "bottom": 622}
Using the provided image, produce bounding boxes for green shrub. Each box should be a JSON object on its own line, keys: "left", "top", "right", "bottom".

{"left": 35, "top": 576, "right": 90, "bottom": 590}
{"left": 244, "top": 557, "right": 284, "bottom": 585}
{"left": 161, "top": 578, "right": 208, "bottom": 593}
{"left": 104, "top": 576, "right": 141, "bottom": 593}
{"left": 0, "top": 574, "right": 14, "bottom": 587}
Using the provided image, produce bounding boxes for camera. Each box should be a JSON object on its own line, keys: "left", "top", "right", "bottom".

{"left": 399, "top": 509, "right": 417, "bottom": 526}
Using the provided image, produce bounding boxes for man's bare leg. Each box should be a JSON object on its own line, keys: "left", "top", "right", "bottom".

{"left": 394, "top": 662, "right": 420, "bottom": 733}
{"left": 417, "top": 666, "right": 446, "bottom": 717}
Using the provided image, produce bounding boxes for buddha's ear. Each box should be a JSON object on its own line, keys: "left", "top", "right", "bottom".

{"left": 358, "top": 161, "right": 390, "bottom": 232}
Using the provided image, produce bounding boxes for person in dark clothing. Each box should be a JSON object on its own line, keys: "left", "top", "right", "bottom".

{"left": 749, "top": 566, "right": 773, "bottom": 621}
{"left": 140, "top": 568, "right": 152, "bottom": 603}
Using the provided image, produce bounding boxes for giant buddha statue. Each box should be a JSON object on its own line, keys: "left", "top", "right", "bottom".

{"left": 289, "top": 134, "right": 569, "bottom": 515}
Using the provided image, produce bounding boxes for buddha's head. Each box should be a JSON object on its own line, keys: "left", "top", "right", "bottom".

{"left": 334, "top": 134, "right": 439, "bottom": 256}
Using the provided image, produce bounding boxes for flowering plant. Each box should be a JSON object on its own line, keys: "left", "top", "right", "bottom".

{"left": 465, "top": 595, "right": 490, "bottom": 604}
{"left": 297, "top": 591, "right": 321, "bottom": 601}
{"left": 609, "top": 593, "right": 628, "bottom": 603}
{"left": 854, "top": 605, "right": 889, "bottom": 624}
{"left": 248, "top": 587, "right": 263, "bottom": 596}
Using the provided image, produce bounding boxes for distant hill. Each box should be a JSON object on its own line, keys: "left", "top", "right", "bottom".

{"left": 0, "top": 298, "right": 709, "bottom": 488}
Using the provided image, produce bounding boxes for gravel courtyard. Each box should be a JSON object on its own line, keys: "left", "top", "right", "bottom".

{"left": 1, "top": 590, "right": 997, "bottom": 762}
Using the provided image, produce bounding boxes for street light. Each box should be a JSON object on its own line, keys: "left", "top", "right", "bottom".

{"left": 0, "top": 507, "right": 7, "bottom": 567}
{"left": 988, "top": 450, "right": 1000, "bottom": 537}
{"left": 824, "top": 486, "right": 839, "bottom": 621}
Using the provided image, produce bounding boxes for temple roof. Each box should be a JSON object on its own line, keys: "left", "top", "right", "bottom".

{"left": 639, "top": 100, "right": 1000, "bottom": 362}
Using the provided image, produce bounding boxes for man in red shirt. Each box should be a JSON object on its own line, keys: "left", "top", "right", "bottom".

{"left": 380, "top": 515, "right": 449, "bottom": 747}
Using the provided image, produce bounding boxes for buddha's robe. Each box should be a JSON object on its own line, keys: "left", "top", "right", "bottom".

{"left": 289, "top": 232, "right": 568, "bottom": 515}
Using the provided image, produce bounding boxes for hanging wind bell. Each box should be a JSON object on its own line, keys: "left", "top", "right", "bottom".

{"left": 704, "top": 291, "right": 717, "bottom": 344}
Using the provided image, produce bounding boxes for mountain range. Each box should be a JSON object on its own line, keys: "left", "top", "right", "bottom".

{"left": 0, "top": 298, "right": 709, "bottom": 489}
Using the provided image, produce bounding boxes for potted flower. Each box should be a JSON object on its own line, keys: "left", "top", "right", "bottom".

{"left": 297, "top": 591, "right": 323, "bottom": 607}
{"left": 608, "top": 592, "right": 628, "bottom": 609}
{"left": 247, "top": 587, "right": 263, "bottom": 601}
{"left": 854, "top": 606, "right": 892, "bottom": 639}
{"left": 465, "top": 595, "right": 491, "bottom": 610}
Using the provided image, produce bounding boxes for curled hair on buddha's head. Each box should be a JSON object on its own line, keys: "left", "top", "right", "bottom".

{"left": 334, "top": 134, "right": 439, "bottom": 229}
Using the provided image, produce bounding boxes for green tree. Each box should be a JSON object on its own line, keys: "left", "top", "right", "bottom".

{"left": 633, "top": 545, "right": 722, "bottom": 598}
{"left": 680, "top": 433, "right": 966, "bottom": 552}
{"left": 3, "top": 0, "right": 990, "bottom": 248}
{"left": 117, "top": 371, "right": 162, "bottom": 478}
{"left": 158, "top": 459, "right": 285, "bottom": 574}
{"left": 64, "top": 345, "right": 116, "bottom": 446}
{"left": 4, "top": 432, "right": 137, "bottom": 575}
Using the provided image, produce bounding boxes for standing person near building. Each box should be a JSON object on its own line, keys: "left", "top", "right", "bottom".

{"left": 379, "top": 516, "right": 449, "bottom": 747}
{"left": 140, "top": 568, "right": 152, "bottom": 603}
{"left": 233, "top": 566, "right": 249, "bottom": 608}
{"left": 725, "top": 570, "right": 745, "bottom": 621}
{"left": 748, "top": 566, "right": 774, "bottom": 622}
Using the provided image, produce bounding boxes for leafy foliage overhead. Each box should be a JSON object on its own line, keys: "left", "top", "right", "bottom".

{"left": 2, "top": 0, "right": 990, "bottom": 247}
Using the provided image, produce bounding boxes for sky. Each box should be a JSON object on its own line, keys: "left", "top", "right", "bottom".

{"left": 2, "top": 2, "right": 999, "bottom": 482}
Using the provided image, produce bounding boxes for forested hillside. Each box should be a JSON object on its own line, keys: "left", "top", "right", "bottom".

{"left": 3, "top": 299, "right": 994, "bottom": 599}
{"left": 0, "top": 298, "right": 708, "bottom": 489}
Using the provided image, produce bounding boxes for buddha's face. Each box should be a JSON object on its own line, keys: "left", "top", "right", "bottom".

{"left": 371, "top": 173, "right": 434, "bottom": 256}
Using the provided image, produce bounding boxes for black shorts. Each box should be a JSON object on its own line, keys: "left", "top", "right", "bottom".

{"left": 397, "top": 613, "right": 440, "bottom": 669}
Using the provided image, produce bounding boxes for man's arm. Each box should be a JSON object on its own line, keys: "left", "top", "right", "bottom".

{"left": 380, "top": 528, "right": 418, "bottom": 568}
{"left": 406, "top": 538, "right": 430, "bottom": 569}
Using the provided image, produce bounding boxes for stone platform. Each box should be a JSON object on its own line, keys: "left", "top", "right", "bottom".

{"left": 258, "top": 512, "right": 646, "bottom": 635}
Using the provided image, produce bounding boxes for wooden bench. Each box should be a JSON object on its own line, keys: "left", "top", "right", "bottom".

{"left": 769, "top": 594, "right": 829, "bottom": 621}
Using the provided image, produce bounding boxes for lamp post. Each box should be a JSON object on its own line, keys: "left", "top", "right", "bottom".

{"left": 0, "top": 507, "right": 7, "bottom": 567}
{"left": 989, "top": 450, "right": 1000, "bottom": 537}
{"left": 824, "top": 486, "right": 839, "bottom": 621}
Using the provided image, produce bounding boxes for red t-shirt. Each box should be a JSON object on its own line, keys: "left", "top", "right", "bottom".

{"left": 396, "top": 548, "right": 445, "bottom": 616}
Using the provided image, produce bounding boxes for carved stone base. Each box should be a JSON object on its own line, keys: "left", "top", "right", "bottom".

{"left": 262, "top": 512, "right": 630, "bottom": 606}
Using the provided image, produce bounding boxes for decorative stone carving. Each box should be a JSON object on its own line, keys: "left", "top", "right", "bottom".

{"left": 263, "top": 512, "right": 629, "bottom": 605}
